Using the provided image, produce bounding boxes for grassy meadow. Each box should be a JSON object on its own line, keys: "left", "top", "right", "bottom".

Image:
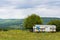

{"left": 0, "top": 30, "right": 60, "bottom": 40}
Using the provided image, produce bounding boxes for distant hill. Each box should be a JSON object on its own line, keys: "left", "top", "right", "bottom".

{"left": 0, "top": 19, "right": 24, "bottom": 30}
{"left": 0, "top": 17, "right": 60, "bottom": 30}
{"left": 42, "top": 17, "right": 60, "bottom": 24}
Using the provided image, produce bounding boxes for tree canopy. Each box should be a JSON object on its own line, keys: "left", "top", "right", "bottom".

{"left": 47, "top": 20, "right": 60, "bottom": 31}
{"left": 23, "top": 14, "right": 42, "bottom": 31}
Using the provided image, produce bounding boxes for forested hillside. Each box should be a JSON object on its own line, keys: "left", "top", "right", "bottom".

{"left": 0, "top": 17, "right": 60, "bottom": 30}
{"left": 0, "top": 19, "right": 24, "bottom": 30}
{"left": 42, "top": 17, "right": 60, "bottom": 24}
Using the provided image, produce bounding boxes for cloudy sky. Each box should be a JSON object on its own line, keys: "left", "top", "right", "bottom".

{"left": 0, "top": 0, "right": 60, "bottom": 19}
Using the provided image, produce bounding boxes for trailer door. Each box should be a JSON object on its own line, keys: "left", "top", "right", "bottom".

{"left": 45, "top": 27, "right": 50, "bottom": 32}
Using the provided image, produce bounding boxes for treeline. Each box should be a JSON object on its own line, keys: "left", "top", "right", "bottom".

{"left": 0, "top": 19, "right": 23, "bottom": 31}
{"left": 23, "top": 14, "right": 60, "bottom": 32}
{"left": 0, "top": 14, "right": 60, "bottom": 31}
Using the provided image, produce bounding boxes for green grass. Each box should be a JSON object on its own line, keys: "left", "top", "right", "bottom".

{"left": 0, "top": 30, "right": 60, "bottom": 40}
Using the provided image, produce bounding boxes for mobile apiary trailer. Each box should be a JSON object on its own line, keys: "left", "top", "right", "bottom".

{"left": 33, "top": 25, "right": 56, "bottom": 32}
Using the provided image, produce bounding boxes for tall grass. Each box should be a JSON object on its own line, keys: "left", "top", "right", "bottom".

{"left": 0, "top": 30, "right": 60, "bottom": 40}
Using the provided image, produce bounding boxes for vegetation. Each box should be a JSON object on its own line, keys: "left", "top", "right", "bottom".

{"left": 42, "top": 17, "right": 60, "bottom": 24}
{"left": 23, "top": 14, "right": 42, "bottom": 31}
{"left": 47, "top": 20, "right": 60, "bottom": 31}
{"left": 0, "top": 17, "right": 60, "bottom": 40}
{"left": 0, "top": 17, "right": 59, "bottom": 31}
{"left": 0, "top": 19, "right": 23, "bottom": 31}
{"left": 0, "top": 30, "right": 60, "bottom": 40}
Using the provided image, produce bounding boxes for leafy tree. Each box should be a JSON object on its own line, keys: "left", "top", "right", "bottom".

{"left": 23, "top": 14, "right": 42, "bottom": 31}
{"left": 47, "top": 20, "right": 60, "bottom": 31}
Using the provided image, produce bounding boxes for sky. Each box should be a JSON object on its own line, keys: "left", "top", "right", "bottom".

{"left": 0, "top": 0, "right": 60, "bottom": 19}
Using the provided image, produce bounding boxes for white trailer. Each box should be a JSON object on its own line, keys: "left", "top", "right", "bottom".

{"left": 33, "top": 25, "right": 56, "bottom": 32}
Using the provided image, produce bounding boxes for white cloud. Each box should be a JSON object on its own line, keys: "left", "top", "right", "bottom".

{"left": 0, "top": 0, "right": 60, "bottom": 19}
{"left": 22, "top": 7, "right": 60, "bottom": 17}
{"left": 0, "top": 9, "right": 24, "bottom": 19}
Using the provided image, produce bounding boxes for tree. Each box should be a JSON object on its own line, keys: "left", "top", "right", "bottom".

{"left": 23, "top": 14, "right": 42, "bottom": 31}
{"left": 47, "top": 20, "right": 60, "bottom": 31}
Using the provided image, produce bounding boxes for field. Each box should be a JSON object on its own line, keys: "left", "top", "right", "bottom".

{"left": 0, "top": 30, "right": 60, "bottom": 40}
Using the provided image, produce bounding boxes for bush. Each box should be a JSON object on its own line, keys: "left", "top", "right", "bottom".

{"left": 47, "top": 20, "right": 60, "bottom": 31}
